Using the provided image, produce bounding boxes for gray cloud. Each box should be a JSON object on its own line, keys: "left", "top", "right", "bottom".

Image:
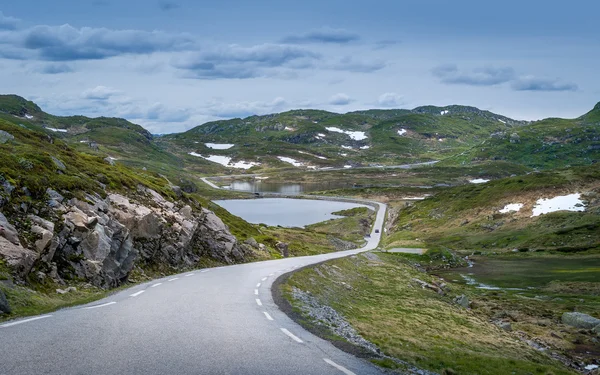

{"left": 158, "top": 1, "right": 179, "bottom": 11}
{"left": 373, "top": 40, "right": 401, "bottom": 50}
{"left": 172, "top": 44, "right": 320, "bottom": 79}
{"left": 432, "top": 64, "right": 515, "bottom": 86}
{"left": 0, "top": 11, "right": 19, "bottom": 30}
{"left": 511, "top": 76, "right": 578, "bottom": 92}
{"left": 331, "top": 56, "right": 386, "bottom": 73}
{"left": 36, "top": 63, "right": 74, "bottom": 74}
{"left": 377, "top": 92, "right": 404, "bottom": 107}
{"left": 145, "top": 103, "right": 191, "bottom": 122}
{"left": 2, "top": 24, "right": 195, "bottom": 61}
{"left": 203, "top": 97, "right": 288, "bottom": 118}
{"left": 328, "top": 93, "right": 352, "bottom": 105}
{"left": 280, "top": 28, "right": 359, "bottom": 45}
{"left": 81, "top": 86, "right": 120, "bottom": 100}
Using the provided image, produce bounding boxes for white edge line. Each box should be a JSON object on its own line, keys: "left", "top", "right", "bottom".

{"left": 130, "top": 290, "right": 145, "bottom": 297}
{"left": 281, "top": 328, "right": 303, "bottom": 343}
{"left": 84, "top": 301, "right": 116, "bottom": 310}
{"left": 185, "top": 273, "right": 195, "bottom": 277}
{"left": 200, "top": 270, "right": 209, "bottom": 273}
{"left": 168, "top": 278, "right": 179, "bottom": 282}
{"left": 263, "top": 312, "right": 274, "bottom": 321}
{"left": 254, "top": 289, "right": 259, "bottom": 295}
{"left": 323, "top": 359, "right": 356, "bottom": 375}
{"left": 1, "top": 315, "right": 52, "bottom": 328}
{"left": 261, "top": 277, "right": 267, "bottom": 281}
{"left": 256, "top": 282, "right": 261, "bottom": 287}
{"left": 151, "top": 283, "right": 162, "bottom": 288}
{"left": 255, "top": 298, "right": 262, "bottom": 306}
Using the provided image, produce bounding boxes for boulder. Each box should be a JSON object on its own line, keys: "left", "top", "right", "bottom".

{"left": 276, "top": 242, "right": 289, "bottom": 257}
{"left": 51, "top": 156, "right": 66, "bottom": 171}
{"left": 0, "top": 212, "right": 21, "bottom": 245}
{"left": 31, "top": 225, "right": 53, "bottom": 252}
{"left": 562, "top": 312, "right": 600, "bottom": 329}
{"left": 0, "top": 289, "right": 11, "bottom": 314}
{"left": 454, "top": 294, "right": 470, "bottom": 308}
{"left": 179, "top": 205, "right": 193, "bottom": 220}
{"left": 0, "top": 130, "right": 14, "bottom": 144}
{"left": 244, "top": 237, "right": 259, "bottom": 249}
{"left": 0, "top": 237, "right": 38, "bottom": 277}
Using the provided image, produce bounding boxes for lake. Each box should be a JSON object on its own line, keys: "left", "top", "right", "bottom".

{"left": 223, "top": 180, "right": 354, "bottom": 194}
{"left": 213, "top": 198, "right": 372, "bottom": 227}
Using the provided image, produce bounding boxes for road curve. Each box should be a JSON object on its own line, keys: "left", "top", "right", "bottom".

{"left": 0, "top": 199, "right": 387, "bottom": 375}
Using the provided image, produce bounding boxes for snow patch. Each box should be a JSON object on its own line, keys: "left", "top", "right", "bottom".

{"left": 188, "top": 152, "right": 259, "bottom": 169}
{"left": 284, "top": 126, "right": 295, "bottom": 131}
{"left": 499, "top": 203, "right": 523, "bottom": 214}
{"left": 25, "top": 114, "right": 34, "bottom": 119}
{"left": 469, "top": 179, "right": 490, "bottom": 184}
{"left": 585, "top": 365, "right": 598, "bottom": 371}
{"left": 498, "top": 119, "right": 506, "bottom": 124}
{"left": 278, "top": 156, "right": 304, "bottom": 167}
{"left": 341, "top": 145, "right": 353, "bottom": 150}
{"left": 298, "top": 151, "right": 327, "bottom": 160}
{"left": 343, "top": 165, "right": 352, "bottom": 169}
{"left": 205, "top": 143, "right": 234, "bottom": 150}
{"left": 325, "top": 127, "right": 368, "bottom": 140}
{"left": 440, "top": 110, "right": 449, "bottom": 115}
{"left": 438, "top": 138, "right": 444, "bottom": 142}
{"left": 397, "top": 129, "right": 407, "bottom": 136}
{"left": 340, "top": 153, "right": 348, "bottom": 157}
{"left": 360, "top": 145, "right": 370, "bottom": 150}
{"left": 46, "top": 127, "right": 67, "bottom": 133}
{"left": 531, "top": 193, "right": 586, "bottom": 217}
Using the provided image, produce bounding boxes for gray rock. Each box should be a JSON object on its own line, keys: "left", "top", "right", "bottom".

{"left": 276, "top": 242, "right": 289, "bottom": 257}
{"left": 454, "top": 294, "right": 470, "bottom": 308}
{"left": 104, "top": 157, "right": 115, "bottom": 166}
{"left": 0, "top": 130, "right": 14, "bottom": 144}
{"left": 495, "top": 321, "right": 512, "bottom": 331}
{"left": 244, "top": 237, "right": 259, "bottom": 249}
{"left": 0, "top": 289, "right": 11, "bottom": 314}
{"left": 51, "top": 156, "right": 66, "bottom": 171}
{"left": 0, "top": 212, "right": 21, "bottom": 245}
{"left": 0, "top": 237, "right": 38, "bottom": 277}
{"left": 593, "top": 324, "right": 600, "bottom": 336}
{"left": 172, "top": 185, "right": 182, "bottom": 197}
{"left": 562, "top": 312, "right": 600, "bottom": 329}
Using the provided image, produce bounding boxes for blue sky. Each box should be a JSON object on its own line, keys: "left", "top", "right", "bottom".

{"left": 0, "top": 0, "right": 598, "bottom": 133}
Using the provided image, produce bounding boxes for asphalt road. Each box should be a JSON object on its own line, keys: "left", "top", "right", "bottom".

{"left": 0, "top": 201, "right": 387, "bottom": 375}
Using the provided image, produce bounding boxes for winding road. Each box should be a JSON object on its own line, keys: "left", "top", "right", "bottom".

{"left": 1, "top": 193, "right": 388, "bottom": 374}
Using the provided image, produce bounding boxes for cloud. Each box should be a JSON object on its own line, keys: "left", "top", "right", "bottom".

{"left": 373, "top": 40, "right": 401, "bottom": 50}
{"left": 280, "top": 28, "right": 359, "bottom": 45}
{"left": 172, "top": 44, "right": 320, "bottom": 79}
{"left": 432, "top": 64, "right": 515, "bottom": 86}
{"left": 511, "top": 76, "right": 578, "bottom": 92}
{"left": 81, "top": 86, "right": 120, "bottom": 100}
{"left": 331, "top": 56, "right": 386, "bottom": 73}
{"left": 158, "top": 1, "right": 179, "bottom": 11}
{"left": 0, "top": 11, "right": 19, "bottom": 30}
{"left": 2, "top": 23, "right": 195, "bottom": 61}
{"left": 35, "top": 63, "right": 74, "bottom": 74}
{"left": 145, "top": 103, "right": 191, "bottom": 122}
{"left": 328, "top": 93, "right": 352, "bottom": 106}
{"left": 377, "top": 92, "right": 404, "bottom": 107}
{"left": 203, "top": 97, "right": 288, "bottom": 118}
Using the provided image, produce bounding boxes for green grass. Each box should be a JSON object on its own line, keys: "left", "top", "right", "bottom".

{"left": 305, "top": 206, "right": 374, "bottom": 244}
{"left": 281, "top": 253, "right": 576, "bottom": 374}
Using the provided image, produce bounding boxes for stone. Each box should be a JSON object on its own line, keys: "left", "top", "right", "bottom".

{"left": 0, "top": 212, "right": 21, "bottom": 245}
{"left": 454, "top": 294, "right": 470, "bottom": 308}
{"left": 64, "top": 209, "right": 90, "bottom": 230}
{"left": 51, "top": 156, "right": 66, "bottom": 171}
{"left": 172, "top": 185, "right": 182, "bottom": 197}
{"left": 0, "top": 289, "right": 11, "bottom": 314}
{"left": 0, "top": 130, "right": 15, "bottom": 144}
{"left": 562, "top": 312, "right": 600, "bottom": 329}
{"left": 244, "top": 237, "right": 259, "bottom": 249}
{"left": 31, "top": 225, "right": 53, "bottom": 252}
{"left": 179, "top": 205, "right": 193, "bottom": 220}
{"left": 0, "top": 237, "right": 38, "bottom": 277}
{"left": 258, "top": 243, "right": 266, "bottom": 251}
{"left": 104, "top": 157, "right": 115, "bottom": 166}
{"left": 496, "top": 321, "right": 512, "bottom": 332}
{"left": 276, "top": 242, "right": 289, "bottom": 257}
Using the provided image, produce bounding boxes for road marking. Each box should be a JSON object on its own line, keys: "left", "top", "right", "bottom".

{"left": 256, "top": 282, "right": 261, "bottom": 287}
{"left": 200, "top": 269, "right": 210, "bottom": 273}
{"left": 84, "top": 302, "right": 116, "bottom": 310}
{"left": 263, "top": 312, "right": 274, "bottom": 321}
{"left": 280, "top": 328, "right": 303, "bottom": 343}
{"left": 269, "top": 273, "right": 274, "bottom": 277}
{"left": 185, "top": 273, "right": 195, "bottom": 277}
{"left": 151, "top": 283, "right": 162, "bottom": 288}
{"left": 168, "top": 278, "right": 179, "bottom": 282}
{"left": 255, "top": 299, "right": 262, "bottom": 306}
{"left": 130, "top": 290, "right": 145, "bottom": 297}
{"left": 1, "top": 315, "right": 52, "bottom": 328}
{"left": 323, "top": 359, "right": 356, "bottom": 375}
{"left": 261, "top": 277, "right": 267, "bottom": 281}
{"left": 254, "top": 289, "right": 259, "bottom": 295}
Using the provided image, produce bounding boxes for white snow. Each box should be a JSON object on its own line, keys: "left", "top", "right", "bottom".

{"left": 498, "top": 119, "right": 506, "bottom": 124}
{"left": 499, "top": 203, "right": 524, "bottom": 214}
{"left": 340, "top": 153, "right": 348, "bottom": 157}
{"left": 79, "top": 140, "right": 88, "bottom": 143}
{"left": 194, "top": 141, "right": 199, "bottom": 144}
{"left": 469, "top": 179, "right": 490, "bottom": 184}
{"left": 343, "top": 165, "right": 352, "bottom": 169}
{"left": 278, "top": 156, "right": 304, "bottom": 167}
{"left": 298, "top": 151, "right": 327, "bottom": 160}
{"left": 325, "top": 127, "right": 368, "bottom": 140}
{"left": 531, "top": 193, "right": 586, "bottom": 217}
{"left": 46, "top": 127, "right": 67, "bottom": 133}
{"left": 205, "top": 143, "right": 234, "bottom": 150}
{"left": 317, "top": 133, "right": 326, "bottom": 137}
{"left": 438, "top": 138, "right": 444, "bottom": 142}
{"left": 341, "top": 145, "right": 353, "bottom": 150}
{"left": 585, "top": 365, "right": 598, "bottom": 371}
{"left": 397, "top": 129, "right": 407, "bottom": 136}
{"left": 284, "top": 126, "right": 295, "bottom": 131}
{"left": 188, "top": 152, "right": 259, "bottom": 169}
{"left": 440, "top": 110, "right": 449, "bottom": 115}
{"left": 25, "top": 114, "right": 34, "bottom": 119}
{"left": 360, "top": 146, "right": 370, "bottom": 150}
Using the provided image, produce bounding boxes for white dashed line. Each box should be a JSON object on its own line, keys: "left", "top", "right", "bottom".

{"left": 254, "top": 289, "right": 259, "bottom": 295}
{"left": 168, "top": 278, "right": 179, "bottom": 282}
{"left": 323, "top": 359, "right": 356, "bottom": 375}
{"left": 268, "top": 273, "right": 274, "bottom": 277}
{"left": 200, "top": 270, "right": 210, "bottom": 273}
{"left": 1, "top": 315, "right": 52, "bottom": 328}
{"left": 130, "top": 290, "right": 145, "bottom": 297}
{"left": 256, "top": 283, "right": 261, "bottom": 288}
{"left": 263, "top": 312, "right": 274, "bottom": 321}
{"left": 261, "top": 277, "right": 267, "bottom": 281}
{"left": 280, "top": 328, "right": 303, "bottom": 343}
{"left": 185, "top": 273, "right": 195, "bottom": 277}
{"left": 255, "top": 299, "right": 262, "bottom": 306}
{"left": 151, "top": 283, "right": 162, "bottom": 288}
{"left": 84, "top": 302, "right": 116, "bottom": 310}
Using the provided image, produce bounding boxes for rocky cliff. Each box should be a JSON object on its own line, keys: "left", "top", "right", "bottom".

{"left": 0, "top": 183, "right": 251, "bottom": 288}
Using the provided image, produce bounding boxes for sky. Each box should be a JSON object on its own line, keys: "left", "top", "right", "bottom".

{"left": 0, "top": 0, "right": 598, "bottom": 134}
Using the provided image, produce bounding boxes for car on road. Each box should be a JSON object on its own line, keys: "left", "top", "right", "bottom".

{"left": 375, "top": 229, "right": 380, "bottom": 233}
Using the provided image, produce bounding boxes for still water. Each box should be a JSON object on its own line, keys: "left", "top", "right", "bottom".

{"left": 224, "top": 180, "right": 353, "bottom": 194}
{"left": 213, "top": 198, "right": 372, "bottom": 227}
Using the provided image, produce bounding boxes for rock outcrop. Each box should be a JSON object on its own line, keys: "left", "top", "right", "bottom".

{"left": 0, "top": 186, "right": 251, "bottom": 288}
{"left": 562, "top": 312, "right": 600, "bottom": 329}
